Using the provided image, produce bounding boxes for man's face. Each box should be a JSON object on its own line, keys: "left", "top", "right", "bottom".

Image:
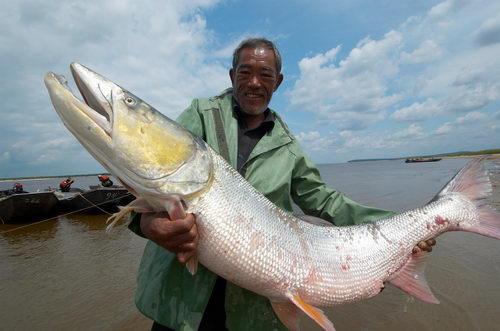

{"left": 230, "top": 47, "right": 283, "bottom": 116}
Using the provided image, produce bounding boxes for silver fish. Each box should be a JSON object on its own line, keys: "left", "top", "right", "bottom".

{"left": 44, "top": 63, "right": 500, "bottom": 331}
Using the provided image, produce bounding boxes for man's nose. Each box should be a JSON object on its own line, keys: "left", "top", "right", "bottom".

{"left": 248, "top": 74, "right": 261, "bottom": 87}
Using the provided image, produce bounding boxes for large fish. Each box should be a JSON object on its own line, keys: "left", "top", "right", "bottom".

{"left": 44, "top": 63, "right": 500, "bottom": 331}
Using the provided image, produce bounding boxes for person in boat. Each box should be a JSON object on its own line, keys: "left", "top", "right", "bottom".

{"left": 98, "top": 175, "right": 114, "bottom": 187}
{"left": 12, "top": 182, "right": 27, "bottom": 194}
{"left": 128, "top": 38, "right": 437, "bottom": 331}
{"left": 59, "top": 178, "right": 74, "bottom": 192}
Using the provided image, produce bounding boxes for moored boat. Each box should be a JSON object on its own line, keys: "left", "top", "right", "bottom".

{"left": 0, "top": 191, "right": 59, "bottom": 224}
{"left": 58, "top": 186, "right": 134, "bottom": 214}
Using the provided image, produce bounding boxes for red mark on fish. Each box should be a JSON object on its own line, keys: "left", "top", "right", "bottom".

{"left": 435, "top": 215, "right": 448, "bottom": 226}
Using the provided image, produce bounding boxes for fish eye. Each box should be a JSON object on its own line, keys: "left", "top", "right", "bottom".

{"left": 125, "top": 96, "right": 136, "bottom": 106}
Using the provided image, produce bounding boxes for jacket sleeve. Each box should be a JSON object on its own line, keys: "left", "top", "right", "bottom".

{"left": 290, "top": 151, "right": 395, "bottom": 226}
{"left": 127, "top": 99, "right": 206, "bottom": 237}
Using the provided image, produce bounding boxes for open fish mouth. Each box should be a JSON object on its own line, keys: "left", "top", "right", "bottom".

{"left": 45, "top": 62, "right": 119, "bottom": 138}
{"left": 70, "top": 62, "right": 114, "bottom": 135}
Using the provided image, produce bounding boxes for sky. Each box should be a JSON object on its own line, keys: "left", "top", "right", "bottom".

{"left": 1, "top": 0, "right": 499, "bottom": 178}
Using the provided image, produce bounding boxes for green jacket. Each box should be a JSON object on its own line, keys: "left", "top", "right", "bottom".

{"left": 131, "top": 88, "right": 394, "bottom": 330}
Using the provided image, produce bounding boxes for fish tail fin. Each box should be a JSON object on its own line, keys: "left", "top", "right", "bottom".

{"left": 464, "top": 204, "right": 500, "bottom": 239}
{"left": 436, "top": 157, "right": 492, "bottom": 201}
{"left": 438, "top": 158, "right": 500, "bottom": 239}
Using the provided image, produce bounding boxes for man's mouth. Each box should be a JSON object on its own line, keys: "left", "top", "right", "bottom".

{"left": 243, "top": 92, "right": 264, "bottom": 99}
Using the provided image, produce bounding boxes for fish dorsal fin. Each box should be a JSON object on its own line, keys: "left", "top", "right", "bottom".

{"left": 388, "top": 252, "right": 440, "bottom": 304}
{"left": 296, "top": 214, "right": 335, "bottom": 227}
{"left": 270, "top": 301, "right": 300, "bottom": 331}
{"left": 286, "top": 293, "right": 336, "bottom": 331}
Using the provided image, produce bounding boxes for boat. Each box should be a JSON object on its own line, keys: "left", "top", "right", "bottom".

{"left": 0, "top": 191, "right": 59, "bottom": 224}
{"left": 58, "top": 186, "right": 134, "bottom": 214}
{"left": 405, "top": 157, "right": 442, "bottom": 163}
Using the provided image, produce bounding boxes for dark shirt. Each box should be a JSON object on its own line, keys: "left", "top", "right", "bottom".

{"left": 234, "top": 101, "right": 276, "bottom": 173}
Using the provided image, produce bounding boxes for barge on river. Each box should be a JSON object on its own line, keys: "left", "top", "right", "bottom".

{"left": 0, "top": 187, "right": 134, "bottom": 224}
{"left": 0, "top": 192, "right": 59, "bottom": 224}
{"left": 405, "top": 157, "right": 442, "bottom": 163}
{"left": 58, "top": 186, "right": 134, "bottom": 214}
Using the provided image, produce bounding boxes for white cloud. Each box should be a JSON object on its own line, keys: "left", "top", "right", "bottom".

{"left": 0, "top": 0, "right": 232, "bottom": 177}
{"left": 455, "top": 111, "right": 487, "bottom": 124}
{"left": 296, "top": 131, "right": 336, "bottom": 151}
{"left": 474, "top": 14, "right": 500, "bottom": 46}
{"left": 391, "top": 123, "right": 425, "bottom": 140}
{"left": 289, "top": 0, "right": 500, "bottom": 134}
{"left": 288, "top": 31, "right": 403, "bottom": 129}
{"left": 435, "top": 122, "right": 453, "bottom": 135}
{"left": 427, "top": 0, "right": 465, "bottom": 19}
{"left": 400, "top": 40, "right": 443, "bottom": 64}
{"left": 392, "top": 98, "right": 442, "bottom": 121}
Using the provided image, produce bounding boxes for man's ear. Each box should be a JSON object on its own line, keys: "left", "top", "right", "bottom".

{"left": 274, "top": 73, "right": 284, "bottom": 91}
{"left": 229, "top": 69, "right": 235, "bottom": 85}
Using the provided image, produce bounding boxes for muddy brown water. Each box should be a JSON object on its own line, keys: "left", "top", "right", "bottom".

{"left": 1, "top": 158, "right": 499, "bottom": 330}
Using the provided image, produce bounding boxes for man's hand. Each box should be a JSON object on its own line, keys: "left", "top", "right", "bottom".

{"left": 140, "top": 212, "right": 199, "bottom": 264}
{"left": 412, "top": 238, "right": 437, "bottom": 254}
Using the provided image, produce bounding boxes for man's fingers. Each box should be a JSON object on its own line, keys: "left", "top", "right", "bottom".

{"left": 163, "top": 214, "right": 196, "bottom": 237}
{"left": 417, "top": 241, "right": 432, "bottom": 252}
{"left": 140, "top": 212, "right": 199, "bottom": 258}
{"left": 427, "top": 238, "right": 436, "bottom": 246}
{"left": 165, "top": 226, "right": 198, "bottom": 248}
{"left": 412, "top": 246, "right": 422, "bottom": 254}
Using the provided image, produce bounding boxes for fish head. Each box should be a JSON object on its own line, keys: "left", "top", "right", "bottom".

{"left": 44, "top": 62, "right": 212, "bottom": 199}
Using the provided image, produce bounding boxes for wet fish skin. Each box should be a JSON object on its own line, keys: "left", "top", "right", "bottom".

{"left": 191, "top": 150, "right": 484, "bottom": 306}
{"left": 44, "top": 63, "right": 500, "bottom": 331}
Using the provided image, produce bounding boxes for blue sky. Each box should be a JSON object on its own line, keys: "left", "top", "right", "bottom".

{"left": 1, "top": 0, "right": 499, "bottom": 178}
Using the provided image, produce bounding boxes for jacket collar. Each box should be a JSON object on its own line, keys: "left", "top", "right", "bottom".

{"left": 216, "top": 88, "right": 293, "bottom": 169}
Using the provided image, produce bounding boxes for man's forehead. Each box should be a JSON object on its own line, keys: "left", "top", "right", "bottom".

{"left": 238, "top": 47, "right": 276, "bottom": 66}
{"left": 252, "top": 47, "right": 268, "bottom": 56}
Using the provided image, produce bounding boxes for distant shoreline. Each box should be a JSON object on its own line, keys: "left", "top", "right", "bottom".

{"left": 348, "top": 149, "right": 500, "bottom": 163}
{"left": 3, "top": 149, "right": 499, "bottom": 180}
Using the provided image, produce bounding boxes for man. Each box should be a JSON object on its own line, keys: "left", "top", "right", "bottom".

{"left": 98, "top": 174, "right": 114, "bottom": 187}
{"left": 129, "top": 38, "right": 435, "bottom": 330}
{"left": 59, "top": 177, "right": 74, "bottom": 192}
{"left": 12, "top": 182, "right": 27, "bottom": 194}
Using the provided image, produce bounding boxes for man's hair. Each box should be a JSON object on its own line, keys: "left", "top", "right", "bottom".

{"left": 232, "top": 37, "right": 282, "bottom": 74}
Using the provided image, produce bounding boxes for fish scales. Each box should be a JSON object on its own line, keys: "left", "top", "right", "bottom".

{"left": 189, "top": 149, "right": 472, "bottom": 306}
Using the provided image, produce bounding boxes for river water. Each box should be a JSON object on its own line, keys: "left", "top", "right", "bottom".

{"left": 1, "top": 158, "right": 499, "bottom": 330}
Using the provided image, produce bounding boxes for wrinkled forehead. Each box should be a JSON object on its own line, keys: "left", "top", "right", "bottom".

{"left": 237, "top": 47, "right": 277, "bottom": 70}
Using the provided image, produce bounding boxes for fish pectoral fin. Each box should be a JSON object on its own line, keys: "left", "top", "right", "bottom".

{"left": 185, "top": 255, "right": 198, "bottom": 275}
{"left": 271, "top": 300, "right": 301, "bottom": 331}
{"left": 286, "top": 293, "right": 335, "bottom": 331}
{"left": 124, "top": 197, "right": 155, "bottom": 213}
{"left": 388, "top": 252, "right": 440, "bottom": 304}
{"left": 164, "top": 196, "right": 186, "bottom": 220}
{"left": 106, "top": 197, "right": 154, "bottom": 232}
